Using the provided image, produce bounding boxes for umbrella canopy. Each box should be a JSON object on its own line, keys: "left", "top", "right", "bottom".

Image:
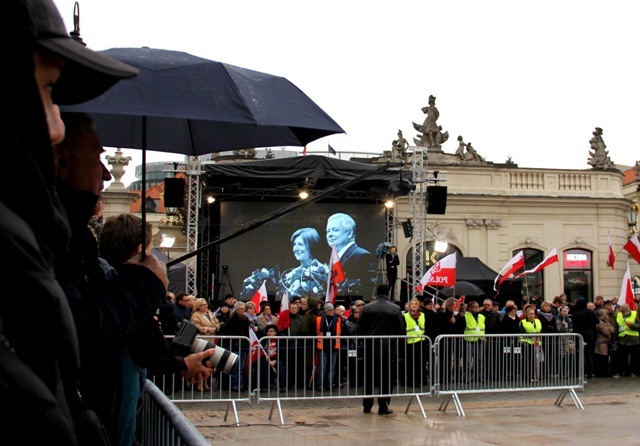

{"left": 61, "top": 47, "right": 345, "bottom": 155}
{"left": 440, "top": 280, "right": 486, "bottom": 297}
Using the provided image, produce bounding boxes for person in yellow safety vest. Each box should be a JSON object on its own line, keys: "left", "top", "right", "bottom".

{"left": 314, "top": 302, "right": 341, "bottom": 391}
{"left": 404, "top": 298, "right": 427, "bottom": 388}
{"left": 463, "top": 301, "right": 486, "bottom": 382}
{"left": 614, "top": 303, "right": 640, "bottom": 378}
{"left": 519, "top": 304, "right": 542, "bottom": 383}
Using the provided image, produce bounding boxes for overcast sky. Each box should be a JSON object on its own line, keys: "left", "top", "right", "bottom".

{"left": 53, "top": 0, "right": 640, "bottom": 187}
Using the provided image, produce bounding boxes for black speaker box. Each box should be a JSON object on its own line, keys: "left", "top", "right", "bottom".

{"left": 401, "top": 220, "right": 413, "bottom": 238}
{"left": 426, "top": 186, "right": 447, "bottom": 214}
{"left": 164, "top": 178, "right": 185, "bottom": 208}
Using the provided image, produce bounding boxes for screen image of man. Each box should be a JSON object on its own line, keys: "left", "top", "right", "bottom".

{"left": 326, "top": 213, "right": 375, "bottom": 295}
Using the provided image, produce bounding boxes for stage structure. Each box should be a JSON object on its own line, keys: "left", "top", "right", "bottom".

{"left": 171, "top": 155, "right": 401, "bottom": 299}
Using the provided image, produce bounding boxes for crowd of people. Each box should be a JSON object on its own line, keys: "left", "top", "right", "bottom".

{"left": 171, "top": 288, "right": 640, "bottom": 409}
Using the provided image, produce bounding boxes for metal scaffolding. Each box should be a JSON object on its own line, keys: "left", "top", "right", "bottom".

{"left": 409, "top": 146, "right": 427, "bottom": 301}
{"left": 185, "top": 156, "right": 201, "bottom": 296}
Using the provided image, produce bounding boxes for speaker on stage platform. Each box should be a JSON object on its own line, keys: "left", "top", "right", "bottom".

{"left": 401, "top": 219, "right": 413, "bottom": 238}
{"left": 426, "top": 186, "right": 447, "bottom": 214}
{"left": 164, "top": 178, "right": 185, "bottom": 208}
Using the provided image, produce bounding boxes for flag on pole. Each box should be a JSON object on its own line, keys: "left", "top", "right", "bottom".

{"left": 416, "top": 253, "right": 457, "bottom": 292}
{"left": 277, "top": 291, "right": 290, "bottom": 332}
{"left": 494, "top": 251, "right": 525, "bottom": 291}
{"left": 515, "top": 248, "right": 559, "bottom": 278}
{"left": 620, "top": 263, "right": 636, "bottom": 311}
{"left": 453, "top": 295, "right": 465, "bottom": 312}
{"left": 325, "top": 244, "right": 345, "bottom": 304}
{"left": 328, "top": 143, "right": 336, "bottom": 155}
{"left": 245, "top": 326, "right": 268, "bottom": 375}
{"left": 623, "top": 233, "right": 640, "bottom": 264}
{"left": 251, "top": 281, "right": 268, "bottom": 312}
{"left": 302, "top": 146, "right": 307, "bottom": 155}
{"left": 608, "top": 232, "right": 616, "bottom": 269}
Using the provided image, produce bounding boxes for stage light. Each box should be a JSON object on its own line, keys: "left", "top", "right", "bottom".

{"left": 434, "top": 240, "right": 448, "bottom": 252}
{"left": 206, "top": 195, "right": 215, "bottom": 204}
{"left": 384, "top": 199, "right": 394, "bottom": 209}
{"left": 159, "top": 234, "right": 176, "bottom": 249}
{"left": 299, "top": 190, "right": 309, "bottom": 199}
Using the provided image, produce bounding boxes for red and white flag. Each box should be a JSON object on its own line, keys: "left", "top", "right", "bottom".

{"left": 325, "top": 244, "right": 345, "bottom": 304}
{"left": 277, "top": 291, "right": 290, "bottom": 332}
{"left": 453, "top": 295, "right": 465, "bottom": 312}
{"left": 623, "top": 233, "right": 640, "bottom": 264}
{"left": 516, "top": 248, "right": 559, "bottom": 278}
{"left": 608, "top": 232, "right": 616, "bottom": 270}
{"left": 302, "top": 146, "right": 307, "bottom": 155}
{"left": 620, "top": 263, "right": 636, "bottom": 311}
{"left": 245, "top": 326, "right": 268, "bottom": 375}
{"left": 494, "top": 251, "right": 525, "bottom": 291}
{"left": 416, "top": 253, "right": 457, "bottom": 292}
{"left": 251, "top": 281, "right": 268, "bottom": 312}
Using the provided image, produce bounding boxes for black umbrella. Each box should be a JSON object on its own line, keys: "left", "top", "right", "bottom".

{"left": 61, "top": 47, "right": 345, "bottom": 252}
{"left": 440, "top": 280, "right": 486, "bottom": 297}
{"left": 61, "top": 47, "right": 345, "bottom": 155}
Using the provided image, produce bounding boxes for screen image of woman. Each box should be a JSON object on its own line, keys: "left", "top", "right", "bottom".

{"left": 281, "top": 227, "right": 328, "bottom": 297}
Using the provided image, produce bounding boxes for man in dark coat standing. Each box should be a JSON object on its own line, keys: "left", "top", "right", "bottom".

{"left": 385, "top": 245, "right": 400, "bottom": 299}
{"left": 356, "top": 284, "right": 405, "bottom": 415}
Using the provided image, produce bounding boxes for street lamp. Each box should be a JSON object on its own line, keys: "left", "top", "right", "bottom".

{"left": 627, "top": 204, "right": 639, "bottom": 238}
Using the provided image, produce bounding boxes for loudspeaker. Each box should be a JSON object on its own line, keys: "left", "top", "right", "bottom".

{"left": 164, "top": 178, "right": 185, "bottom": 208}
{"left": 401, "top": 219, "right": 413, "bottom": 238}
{"left": 426, "top": 186, "right": 447, "bottom": 214}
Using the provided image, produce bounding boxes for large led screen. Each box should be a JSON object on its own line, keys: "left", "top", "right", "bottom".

{"left": 219, "top": 202, "right": 386, "bottom": 302}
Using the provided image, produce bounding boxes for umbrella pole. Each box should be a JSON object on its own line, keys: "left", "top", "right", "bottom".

{"left": 140, "top": 117, "right": 147, "bottom": 260}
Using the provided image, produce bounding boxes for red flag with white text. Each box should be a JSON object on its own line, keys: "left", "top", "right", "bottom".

{"left": 516, "top": 248, "right": 559, "bottom": 278}
{"left": 277, "top": 291, "right": 290, "bottom": 332}
{"left": 416, "top": 253, "right": 457, "bottom": 292}
{"left": 494, "top": 251, "right": 525, "bottom": 291}
{"left": 620, "top": 263, "right": 636, "bottom": 311}
{"left": 623, "top": 234, "right": 640, "bottom": 264}
{"left": 325, "top": 244, "right": 345, "bottom": 304}
{"left": 608, "top": 232, "right": 616, "bottom": 270}
{"left": 251, "top": 281, "right": 268, "bottom": 313}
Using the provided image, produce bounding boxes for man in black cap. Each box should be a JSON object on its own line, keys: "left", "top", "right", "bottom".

{"left": 0, "top": 0, "right": 136, "bottom": 443}
{"left": 357, "top": 284, "right": 405, "bottom": 415}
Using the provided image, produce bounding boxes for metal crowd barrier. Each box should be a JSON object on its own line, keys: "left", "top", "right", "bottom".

{"left": 433, "top": 333, "right": 585, "bottom": 416}
{"left": 137, "top": 380, "right": 210, "bottom": 446}
{"left": 149, "top": 332, "right": 585, "bottom": 423}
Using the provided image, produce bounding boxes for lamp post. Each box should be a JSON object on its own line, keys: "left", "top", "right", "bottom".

{"left": 627, "top": 203, "right": 639, "bottom": 238}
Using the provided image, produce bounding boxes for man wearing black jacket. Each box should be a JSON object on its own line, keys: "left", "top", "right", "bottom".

{"left": 357, "top": 284, "right": 405, "bottom": 415}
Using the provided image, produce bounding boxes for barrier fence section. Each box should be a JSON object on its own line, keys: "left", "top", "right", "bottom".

{"left": 433, "top": 333, "right": 585, "bottom": 416}
{"left": 149, "top": 334, "right": 433, "bottom": 424}
{"left": 137, "top": 380, "right": 210, "bottom": 446}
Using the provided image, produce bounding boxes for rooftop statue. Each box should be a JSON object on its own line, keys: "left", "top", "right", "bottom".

{"left": 391, "top": 129, "right": 409, "bottom": 161}
{"left": 587, "top": 127, "right": 615, "bottom": 170}
{"left": 412, "top": 95, "right": 449, "bottom": 149}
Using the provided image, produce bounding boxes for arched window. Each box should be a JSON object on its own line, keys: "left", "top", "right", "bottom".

{"left": 518, "top": 248, "right": 544, "bottom": 299}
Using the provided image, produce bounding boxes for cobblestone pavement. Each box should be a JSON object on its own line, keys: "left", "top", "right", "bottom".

{"left": 177, "top": 377, "right": 640, "bottom": 445}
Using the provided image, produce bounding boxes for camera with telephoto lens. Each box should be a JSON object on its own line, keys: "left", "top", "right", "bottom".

{"left": 172, "top": 319, "right": 238, "bottom": 374}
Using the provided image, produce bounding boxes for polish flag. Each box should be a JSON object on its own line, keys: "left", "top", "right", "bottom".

{"left": 245, "top": 326, "right": 268, "bottom": 375}
{"left": 416, "top": 253, "right": 457, "bottom": 292}
{"left": 494, "top": 251, "right": 525, "bottom": 291}
{"left": 453, "top": 295, "right": 465, "bottom": 312}
{"left": 516, "top": 249, "right": 559, "bottom": 277}
{"left": 277, "top": 291, "right": 290, "bottom": 332}
{"left": 325, "top": 244, "right": 345, "bottom": 304}
{"left": 608, "top": 232, "right": 616, "bottom": 270}
{"left": 623, "top": 234, "right": 640, "bottom": 264}
{"left": 251, "top": 281, "right": 268, "bottom": 312}
{"left": 619, "top": 263, "right": 636, "bottom": 311}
